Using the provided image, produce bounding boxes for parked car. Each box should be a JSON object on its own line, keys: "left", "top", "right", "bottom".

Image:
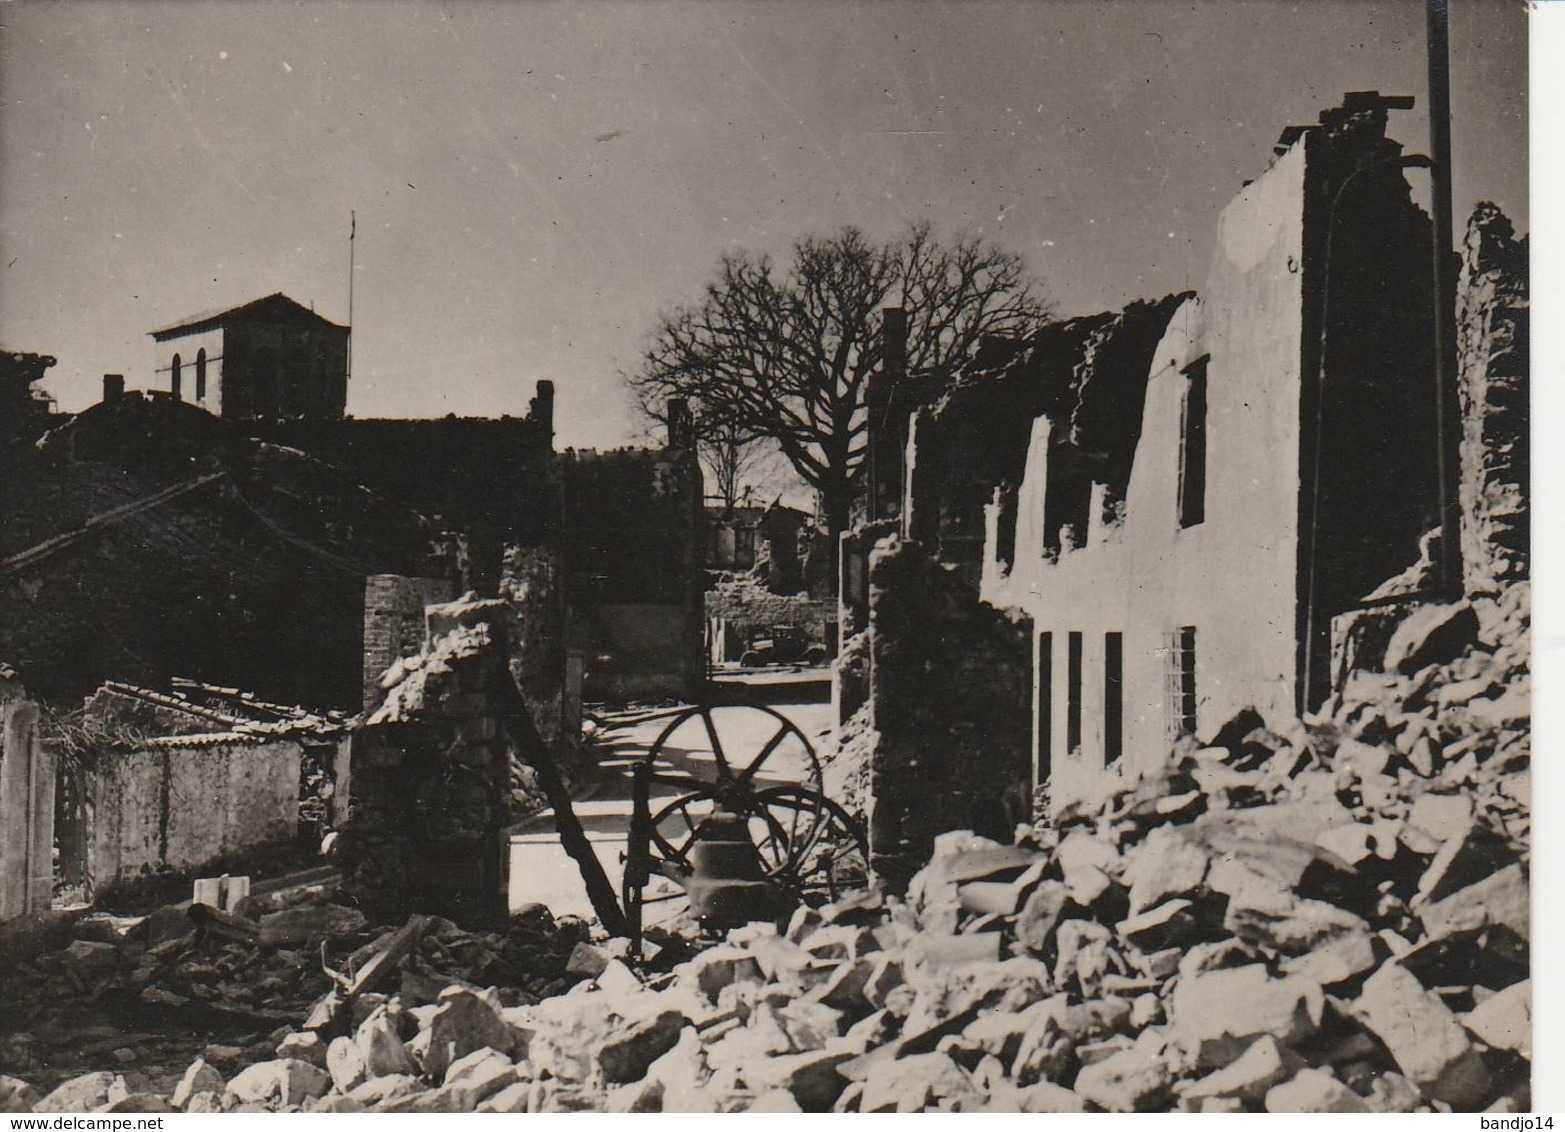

{"left": 739, "top": 623, "right": 827, "bottom": 667}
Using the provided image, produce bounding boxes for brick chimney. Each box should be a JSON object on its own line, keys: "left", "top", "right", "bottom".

{"left": 102, "top": 374, "right": 125, "bottom": 403}
{"left": 529, "top": 379, "right": 555, "bottom": 440}
{"left": 881, "top": 307, "right": 908, "bottom": 386}
{"left": 865, "top": 307, "right": 910, "bottom": 522}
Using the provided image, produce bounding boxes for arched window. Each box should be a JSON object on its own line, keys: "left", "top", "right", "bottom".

{"left": 171, "top": 354, "right": 182, "bottom": 399}
{"left": 195, "top": 349, "right": 207, "bottom": 401}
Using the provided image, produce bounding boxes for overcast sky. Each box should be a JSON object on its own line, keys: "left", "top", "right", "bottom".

{"left": 0, "top": 0, "right": 1527, "bottom": 452}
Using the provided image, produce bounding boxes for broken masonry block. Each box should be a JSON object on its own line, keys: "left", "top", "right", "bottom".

{"left": 1264, "top": 1068, "right": 1370, "bottom": 1113}
{"left": 1383, "top": 602, "right": 1480, "bottom": 677}
{"left": 1170, "top": 965, "right": 1323, "bottom": 1069}
{"left": 1353, "top": 962, "right": 1492, "bottom": 1108}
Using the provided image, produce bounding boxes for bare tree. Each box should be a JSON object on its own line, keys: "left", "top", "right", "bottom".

{"left": 698, "top": 414, "right": 770, "bottom": 516}
{"left": 629, "top": 396, "right": 776, "bottom": 515}
{"left": 628, "top": 222, "right": 1049, "bottom": 542}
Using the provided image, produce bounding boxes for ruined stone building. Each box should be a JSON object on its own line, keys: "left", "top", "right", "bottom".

{"left": 980, "top": 93, "right": 1442, "bottom": 811}
{"left": 2, "top": 366, "right": 705, "bottom": 718}
{"left": 51, "top": 680, "right": 350, "bottom": 902}
{"left": 1, "top": 387, "right": 445, "bottom": 708}
{"left": 2, "top": 365, "right": 703, "bottom": 918}
{"left": 149, "top": 293, "right": 350, "bottom": 420}
{"left": 559, "top": 443, "right": 705, "bottom": 703}
{"left": 846, "top": 92, "right": 1527, "bottom": 874}
{"left": 706, "top": 503, "right": 768, "bottom": 573}
{"left": 1, "top": 350, "right": 59, "bottom": 442}
{"left": 706, "top": 500, "right": 812, "bottom": 579}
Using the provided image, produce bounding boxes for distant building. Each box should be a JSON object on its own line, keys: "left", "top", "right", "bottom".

{"left": 149, "top": 293, "right": 348, "bottom": 420}
{"left": 706, "top": 504, "right": 768, "bottom": 572}
{"left": 706, "top": 500, "right": 814, "bottom": 593}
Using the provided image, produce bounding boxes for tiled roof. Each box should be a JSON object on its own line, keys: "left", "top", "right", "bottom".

{"left": 149, "top": 293, "right": 347, "bottom": 340}
{"left": 99, "top": 679, "right": 352, "bottom": 742}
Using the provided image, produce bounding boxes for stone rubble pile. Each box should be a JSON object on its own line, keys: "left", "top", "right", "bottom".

{"left": 0, "top": 898, "right": 587, "bottom": 1110}
{"left": 0, "top": 586, "right": 1528, "bottom": 1114}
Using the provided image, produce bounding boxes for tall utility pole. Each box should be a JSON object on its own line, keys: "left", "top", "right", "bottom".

{"left": 1427, "top": 0, "right": 1463, "bottom": 597}
{"left": 347, "top": 210, "right": 356, "bottom": 386}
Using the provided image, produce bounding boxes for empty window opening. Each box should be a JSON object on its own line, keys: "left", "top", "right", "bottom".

{"left": 171, "top": 353, "right": 182, "bottom": 400}
{"left": 1165, "top": 626, "right": 1198, "bottom": 741}
{"left": 196, "top": 348, "right": 207, "bottom": 400}
{"left": 1042, "top": 445, "right": 1089, "bottom": 560}
{"left": 1104, "top": 631, "right": 1124, "bottom": 764}
{"left": 995, "top": 485, "right": 1019, "bottom": 570}
{"left": 1178, "top": 357, "right": 1208, "bottom": 528}
{"left": 1036, "top": 631, "right": 1053, "bottom": 785}
{"left": 1066, "top": 631, "right": 1083, "bottom": 756}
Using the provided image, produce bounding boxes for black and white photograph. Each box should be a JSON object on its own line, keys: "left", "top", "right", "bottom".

{"left": 0, "top": 0, "right": 1538, "bottom": 1116}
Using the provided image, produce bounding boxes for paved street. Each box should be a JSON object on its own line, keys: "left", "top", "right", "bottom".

{"left": 507, "top": 683, "right": 833, "bottom": 926}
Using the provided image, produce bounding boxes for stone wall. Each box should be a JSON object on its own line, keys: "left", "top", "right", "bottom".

{"left": 833, "top": 521, "right": 896, "bottom": 724}
{"left": 1457, "top": 203, "right": 1529, "bottom": 595}
{"left": 704, "top": 580, "right": 836, "bottom": 665}
{"left": 498, "top": 545, "right": 583, "bottom": 776}
{"left": 906, "top": 294, "right": 1191, "bottom": 584}
{"left": 865, "top": 537, "right": 1033, "bottom": 892}
{"left": 342, "top": 598, "right": 517, "bottom": 925}
{"left": 70, "top": 735, "right": 301, "bottom": 895}
{"left": 363, "top": 575, "right": 455, "bottom": 711}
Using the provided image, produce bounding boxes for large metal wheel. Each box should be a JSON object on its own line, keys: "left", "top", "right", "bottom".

{"left": 621, "top": 703, "right": 866, "bottom": 942}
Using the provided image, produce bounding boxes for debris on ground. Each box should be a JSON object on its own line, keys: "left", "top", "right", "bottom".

{"left": 0, "top": 892, "right": 589, "bottom": 1103}
{"left": 0, "top": 584, "right": 1528, "bottom": 1112}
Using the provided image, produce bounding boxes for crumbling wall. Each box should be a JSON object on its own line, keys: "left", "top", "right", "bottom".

{"left": 363, "top": 575, "right": 455, "bottom": 711}
{"left": 1457, "top": 203, "right": 1529, "bottom": 595}
{"left": 909, "top": 295, "right": 1190, "bottom": 581}
{"left": 975, "top": 95, "right": 1438, "bottom": 816}
{"left": 343, "top": 597, "right": 516, "bottom": 925}
{"left": 1297, "top": 99, "right": 1440, "bottom": 708}
{"left": 498, "top": 545, "right": 582, "bottom": 778}
{"left": 833, "top": 521, "right": 896, "bottom": 724}
{"left": 0, "top": 672, "right": 53, "bottom": 922}
{"left": 752, "top": 503, "right": 812, "bottom": 595}
{"left": 866, "top": 537, "right": 1033, "bottom": 892}
{"left": 76, "top": 736, "right": 301, "bottom": 895}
